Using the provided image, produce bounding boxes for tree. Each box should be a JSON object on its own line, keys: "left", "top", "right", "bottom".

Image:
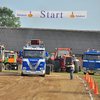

{"left": 0, "top": 7, "right": 21, "bottom": 27}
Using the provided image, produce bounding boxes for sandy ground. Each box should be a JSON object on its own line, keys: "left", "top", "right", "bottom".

{"left": 0, "top": 72, "right": 99, "bottom": 100}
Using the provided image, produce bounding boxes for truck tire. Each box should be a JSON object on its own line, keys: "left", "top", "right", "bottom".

{"left": 84, "top": 72, "right": 86, "bottom": 74}
{"left": 51, "top": 60, "right": 55, "bottom": 66}
{"left": 48, "top": 58, "right": 52, "bottom": 64}
{"left": 50, "top": 60, "right": 55, "bottom": 72}
{"left": 41, "top": 74, "right": 45, "bottom": 77}
{"left": 21, "top": 72, "right": 24, "bottom": 76}
{"left": 46, "top": 65, "right": 51, "bottom": 75}
{"left": 54, "top": 60, "right": 61, "bottom": 72}
{"left": 21, "top": 72, "right": 27, "bottom": 76}
{"left": 79, "top": 61, "right": 82, "bottom": 72}
{"left": 5, "top": 64, "right": 11, "bottom": 70}
{"left": 74, "top": 61, "right": 79, "bottom": 73}
{"left": 0, "top": 63, "right": 2, "bottom": 72}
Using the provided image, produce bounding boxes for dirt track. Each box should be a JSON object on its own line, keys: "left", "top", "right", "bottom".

{"left": 0, "top": 72, "right": 99, "bottom": 100}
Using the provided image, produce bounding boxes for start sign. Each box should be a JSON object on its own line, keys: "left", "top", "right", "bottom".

{"left": 16, "top": 10, "right": 87, "bottom": 19}
{"left": 40, "top": 11, "right": 63, "bottom": 18}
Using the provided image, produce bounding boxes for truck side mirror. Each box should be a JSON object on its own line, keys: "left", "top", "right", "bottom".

{"left": 46, "top": 52, "right": 49, "bottom": 57}
{"left": 19, "top": 50, "right": 22, "bottom": 57}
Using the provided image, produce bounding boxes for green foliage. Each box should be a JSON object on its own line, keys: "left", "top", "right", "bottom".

{"left": 0, "top": 7, "right": 21, "bottom": 27}
{"left": 97, "top": 79, "right": 100, "bottom": 83}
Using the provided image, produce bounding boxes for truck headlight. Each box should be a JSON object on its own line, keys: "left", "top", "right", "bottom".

{"left": 40, "top": 68, "right": 43, "bottom": 70}
{"left": 23, "top": 67, "right": 27, "bottom": 69}
{"left": 83, "top": 67, "right": 86, "bottom": 70}
{"left": 83, "top": 60, "right": 88, "bottom": 62}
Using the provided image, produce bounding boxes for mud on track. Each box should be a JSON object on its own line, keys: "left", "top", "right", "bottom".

{"left": 0, "top": 72, "right": 99, "bottom": 100}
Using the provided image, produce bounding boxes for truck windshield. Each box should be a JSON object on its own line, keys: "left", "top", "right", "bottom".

{"left": 58, "top": 50, "right": 69, "bottom": 57}
{"left": 5, "top": 52, "right": 10, "bottom": 59}
{"left": 23, "top": 50, "right": 45, "bottom": 58}
{"left": 84, "top": 54, "right": 100, "bottom": 60}
{"left": 50, "top": 54, "right": 54, "bottom": 58}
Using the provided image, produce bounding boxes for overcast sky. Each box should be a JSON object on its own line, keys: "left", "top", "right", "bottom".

{"left": 1, "top": 0, "right": 100, "bottom": 31}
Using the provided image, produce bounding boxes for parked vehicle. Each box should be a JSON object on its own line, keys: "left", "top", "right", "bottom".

{"left": 83, "top": 49, "right": 100, "bottom": 75}
{"left": 4, "top": 50, "right": 14, "bottom": 59}
{"left": 54, "top": 48, "right": 72, "bottom": 72}
{"left": 4, "top": 54, "right": 18, "bottom": 70}
{"left": 21, "top": 39, "right": 51, "bottom": 76}
{"left": 49, "top": 48, "right": 80, "bottom": 73}
{"left": 49, "top": 53, "right": 54, "bottom": 60}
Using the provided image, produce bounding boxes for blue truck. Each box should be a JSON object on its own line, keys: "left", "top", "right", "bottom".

{"left": 82, "top": 49, "right": 100, "bottom": 75}
{"left": 21, "top": 39, "right": 50, "bottom": 77}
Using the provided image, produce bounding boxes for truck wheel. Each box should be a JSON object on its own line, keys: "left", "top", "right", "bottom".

{"left": 84, "top": 72, "right": 86, "bottom": 74}
{"left": 79, "top": 66, "right": 82, "bottom": 72}
{"left": 74, "top": 61, "right": 79, "bottom": 73}
{"left": 55, "top": 60, "right": 61, "bottom": 72}
{"left": 21, "top": 73, "right": 24, "bottom": 76}
{"left": 41, "top": 74, "right": 45, "bottom": 77}
{"left": 46, "top": 65, "right": 51, "bottom": 75}
{"left": 5, "top": 64, "right": 11, "bottom": 70}
{"left": 21, "top": 72, "right": 26, "bottom": 76}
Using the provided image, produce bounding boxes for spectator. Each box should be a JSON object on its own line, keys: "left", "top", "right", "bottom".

{"left": 70, "top": 62, "right": 74, "bottom": 80}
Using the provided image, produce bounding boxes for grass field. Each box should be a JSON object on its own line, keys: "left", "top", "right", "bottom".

{"left": 3, "top": 70, "right": 18, "bottom": 72}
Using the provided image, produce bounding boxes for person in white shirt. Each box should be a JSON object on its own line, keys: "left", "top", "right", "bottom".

{"left": 70, "top": 62, "right": 74, "bottom": 79}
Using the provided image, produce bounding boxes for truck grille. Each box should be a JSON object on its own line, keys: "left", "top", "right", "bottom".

{"left": 89, "top": 62, "right": 95, "bottom": 70}
{"left": 32, "top": 63, "right": 37, "bottom": 67}
{"left": 65, "top": 57, "right": 72, "bottom": 65}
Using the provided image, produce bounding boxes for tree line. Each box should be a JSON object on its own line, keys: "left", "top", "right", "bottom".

{"left": 0, "top": 7, "right": 21, "bottom": 27}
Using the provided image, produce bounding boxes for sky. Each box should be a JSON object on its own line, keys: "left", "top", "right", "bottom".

{"left": 1, "top": 0, "right": 100, "bottom": 31}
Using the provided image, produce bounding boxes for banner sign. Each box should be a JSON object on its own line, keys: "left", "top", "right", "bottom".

{"left": 16, "top": 10, "right": 87, "bottom": 18}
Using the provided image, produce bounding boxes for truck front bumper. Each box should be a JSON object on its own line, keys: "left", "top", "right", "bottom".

{"left": 82, "top": 68, "right": 100, "bottom": 74}
{"left": 22, "top": 70, "right": 45, "bottom": 75}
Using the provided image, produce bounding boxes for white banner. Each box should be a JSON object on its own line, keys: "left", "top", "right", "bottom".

{"left": 16, "top": 10, "right": 87, "bottom": 18}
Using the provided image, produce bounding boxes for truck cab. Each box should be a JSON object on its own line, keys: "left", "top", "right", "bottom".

{"left": 83, "top": 49, "right": 100, "bottom": 74}
{"left": 21, "top": 39, "right": 49, "bottom": 77}
{"left": 4, "top": 54, "right": 18, "bottom": 70}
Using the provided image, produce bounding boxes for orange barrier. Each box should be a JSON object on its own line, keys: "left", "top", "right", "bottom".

{"left": 94, "top": 83, "right": 99, "bottom": 94}
{"left": 85, "top": 73, "right": 87, "bottom": 80}
{"left": 89, "top": 77, "right": 92, "bottom": 86}
{"left": 87, "top": 74, "right": 90, "bottom": 82}
{"left": 90, "top": 79, "right": 94, "bottom": 89}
